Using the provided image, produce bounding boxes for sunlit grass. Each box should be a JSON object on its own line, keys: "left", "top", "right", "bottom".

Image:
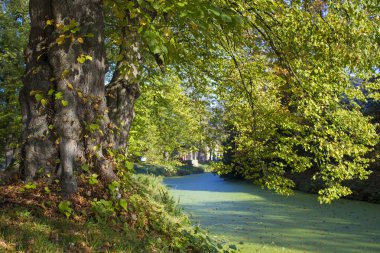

{"left": 0, "top": 205, "right": 142, "bottom": 252}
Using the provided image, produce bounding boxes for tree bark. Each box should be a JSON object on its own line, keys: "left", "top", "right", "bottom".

{"left": 106, "top": 15, "right": 141, "bottom": 154}
{"left": 20, "top": 0, "right": 116, "bottom": 195}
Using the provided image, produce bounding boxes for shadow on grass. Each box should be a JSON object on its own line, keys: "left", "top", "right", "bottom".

{"left": 0, "top": 205, "right": 138, "bottom": 252}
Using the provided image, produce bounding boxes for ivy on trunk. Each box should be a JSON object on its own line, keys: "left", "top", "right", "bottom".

{"left": 20, "top": 0, "right": 117, "bottom": 195}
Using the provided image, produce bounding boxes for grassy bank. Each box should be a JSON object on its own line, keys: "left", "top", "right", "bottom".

{"left": 134, "top": 162, "right": 209, "bottom": 177}
{"left": 0, "top": 174, "right": 235, "bottom": 253}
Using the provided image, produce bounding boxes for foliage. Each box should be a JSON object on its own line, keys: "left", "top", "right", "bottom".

{"left": 134, "top": 162, "right": 206, "bottom": 177}
{"left": 128, "top": 71, "right": 206, "bottom": 162}
{"left": 0, "top": 0, "right": 29, "bottom": 167}
{"left": 1, "top": 0, "right": 379, "bottom": 209}
{"left": 210, "top": 0, "right": 380, "bottom": 203}
{"left": 58, "top": 201, "right": 73, "bottom": 218}
{"left": 0, "top": 171, "right": 236, "bottom": 252}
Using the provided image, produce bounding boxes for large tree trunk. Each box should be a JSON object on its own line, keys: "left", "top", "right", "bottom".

{"left": 106, "top": 16, "right": 141, "bottom": 154}
{"left": 20, "top": 0, "right": 116, "bottom": 195}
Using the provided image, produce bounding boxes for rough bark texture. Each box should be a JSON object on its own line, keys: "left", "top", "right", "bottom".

{"left": 20, "top": 0, "right": 57, "bottom": 181}
{"left": 20, "top": 0, "right": 116, "bottom": 195}
{"left": 106, "top": 18, "right": 141, "bottom": 153}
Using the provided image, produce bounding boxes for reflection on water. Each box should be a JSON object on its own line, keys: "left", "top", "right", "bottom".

{"left": 164, "top": 173, "right": 380, "bottom": 253}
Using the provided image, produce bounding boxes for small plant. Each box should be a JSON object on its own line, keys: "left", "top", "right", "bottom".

{"left": 81, "top": 163, "right": 90, "bottom": 172}
{"left": 91, "top": 199, "right": 115, "bottom": 220}
{"left": 44, "top": 186, "right": 51, "bottom": 194}
{"left": 19, "top": 182, "right": 37, "bottom": 192}
{"left": 25, "top": 182, "right": 37, "bottom": 190}
{"left": 108, "top": 181, "right": 120, "bottom": 198}
{"left": 58, "top": 201, "right": 73, "bottom": 218}
{"left": 88, "top": 173, "right": 99, "bottom": 185}
{"left": 119, "top": 199, "right": 128, "bottom": 211}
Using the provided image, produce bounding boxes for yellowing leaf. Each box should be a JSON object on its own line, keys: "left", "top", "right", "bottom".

{"left": 56, "top": 23, "right": 65, "bottom": 30}
{"left": 77, "top": 37, "right": 84, "bottom": 43}
{"left": 29, "top": 90, "right": 39, "bottom": 96}
{"left": 66, "top": 82, "right": 73, "bottom": 90}
{"left": 41, "top": 99, "right": 47, "bottom": 106}
{"left": 61, "top": 100, "right": 69, "bottom": 106}
{"left": 56, "top": 35, "right": 66, "bottom": 45}
{"left": 44, "top": 19, "right": 54, "bottom": 28}
{"left": 61, "top": 69, "right": 70, "bottom": 79}
{"left": 77, "top": 55, "right": 92, "bottom": 64}
{"left": 77, "top": 56, "right": 85, "bottom": 64}
{"left": 37, "top": 54, "right": 43, "bottom": 61}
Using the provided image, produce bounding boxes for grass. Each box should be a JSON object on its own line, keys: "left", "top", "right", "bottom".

{"left": 0, "top": 173, "right": 235, "bottom": 253}
{"left": 0, "top": 205, "right": 141, "bottom": 252}
{"left": 134, "top": 162, "right": 207, "bottom": 177}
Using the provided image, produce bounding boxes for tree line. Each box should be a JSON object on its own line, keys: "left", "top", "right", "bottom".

{"left": 0, "top": 0, "right": 379, "bottom": 203}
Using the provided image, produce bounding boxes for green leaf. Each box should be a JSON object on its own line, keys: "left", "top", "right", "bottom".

{"left": 125, "top": 161, "right": 134, "bottom": 171}
{"left": 88, "top": 123, "right": 100, "bottom": 132}
{"left": 24, "top": 182, "right": 37, "bottom": 190}
{"left": 61, "top": 100, "right": 69, "bottom": 106}
{"left": 58, "top": 201, "right": 73, "bottom": 218}
{"left": 35, "top": 93, "right": 44, "bottom": 102}
{"left": 81, "top": 164, "right": 90, "bottom": 172}
{"left": 119, "top": 199, "right": 128, "bottom": 211}
{"left": 108, "top": 181, "right": 120, "bottom": 194}
{"left": 209, "top": 8, "right": 220, "bottom": 16}
{"left": 177, "top": 2, "right": 187, "bottom": 7}
{"left": 221, "top": 14, "right": 232, "bottom": 23}
{"left": 55, "top": 92, "right": 63, "bottom": 100}
{"left": 89, "top": 173, "right": 99, "bottom": 185}
{"left": 44, "top": 186, "right": 51, "bottom": 194}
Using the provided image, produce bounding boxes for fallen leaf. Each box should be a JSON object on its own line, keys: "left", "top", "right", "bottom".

{"left": 0, "top": 239, "right": 15, "bottom": 251}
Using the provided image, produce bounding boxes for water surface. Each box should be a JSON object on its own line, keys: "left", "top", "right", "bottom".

{"left": 164, "top": 173, "right": 380, "bottom": 253}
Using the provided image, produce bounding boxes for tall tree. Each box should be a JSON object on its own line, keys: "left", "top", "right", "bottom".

{"left": 0, "top": 0, "right": 29, "bottom": 168}
{"left": 104, "top": 0, "right": 142, "bottom": 153}
{"left": 3, "top": 0, "right": 379, "bottom": 203}
{"left": 20, "top": 0, "right": 116, "bottom": 194}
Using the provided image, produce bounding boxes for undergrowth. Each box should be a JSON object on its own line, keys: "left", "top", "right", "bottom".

{"left": 0, "top": 171, "right": 236, "bottom": 252}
